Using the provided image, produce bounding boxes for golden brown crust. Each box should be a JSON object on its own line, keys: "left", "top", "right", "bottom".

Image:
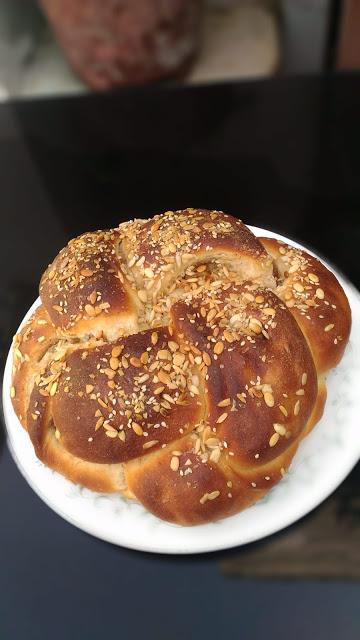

{"left": 10, "top": 209, "right": 351, "bottom": 525}
{"left": 27, "top": 386, "right": 128, "bottom": 493}
{"left": 45, "top": 327, "right": 204, "bottom": 464}
{"left": 120, "top": 208, "right": 273, "bottom": 282}
{"left": 125, "top": 433, "right": 299, "bottom": 525}
{"left": 259, "top": 237, "right": 351, "bottom": 373}
{"left": 171, "top": 285, "right": 317, "bottom": 466}
{"left": 40, "top": 229, "right": 139, "bottom": 340}
{"left": 11, "top": 306, "right": 58, "bottom": 429}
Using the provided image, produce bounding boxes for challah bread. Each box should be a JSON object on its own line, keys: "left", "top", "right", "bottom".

{"left": 10, "top": 209, "right": 351, "bottom": 525}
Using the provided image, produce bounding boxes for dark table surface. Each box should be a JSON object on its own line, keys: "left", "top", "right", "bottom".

{"left": 1, "top": 74, "right": 360, "bottom": 640}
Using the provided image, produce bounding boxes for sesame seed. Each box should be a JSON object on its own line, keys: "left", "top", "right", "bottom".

{"left": 111, "top": 346, "right": 122, "bottom": 358}
{"left": 86, "top": 384, "right": 94, "bottom": 394}
{"left": 249, "top": 318, "right": 263, "bottom": 334}
{"left": 216, "top": 412, "right": 228, "bottom": 423}
{"left": 208, "top": 490, "right": 220, "bottom": 500}
{"left": 296, "top": 389, "right": 305, "bottom": 396}
{"left": 202, "top": 352, "right": 211, "bottom": 366}
{"left": 269, "top": 432, "right": 280, "bottom": 447}
{"left": 170, "top": 456, "right": 180, "bottom": 471}
{"left": 50, "top": 382, "right": 58, "bottom": 396}
{"left": 263, "top": 307, "right": 276, "bottom": 316}
{"left": 214, "top": 341, "right": 224, "bottom": 355}
{"left": 308, "top": 273, "right": 319, "bottom": 283}
{"left": 324, "top": 323, "right": 334, "bottom": 332}
{"left": 140, "top": 352, "right": 149, "bottom": 365}
{"left": 143, "top": 440, "right": 158, "bottom": 449}
{"left": 279, "top": 405, "right": 288, "bottom": 417}
{"left": 137, "top": 289, "right": 147, "bottom": 303}
{"left": 294, "top": 400, "right": 300, "bottom": 416}
{"left": 217, "top": 398, "right": 231, "bottom": 407}
{"left": 207, "top": 309, "right": 217, "bottom": 323}
{"left": 10, "top": 386, "right": 15, "bottom": 398}
{"left": 95, "top": 417, "right": 104, "bottom": 430}
{"left": 130, "top": 357, "right": 141, "bottom": 368}
{"left": 315, "top": 288, "right": 324, "bottom": 299}
{"left": 132, "top": 422, "right": 143, "bottom": 436}
{"left": 137, "top": 373, "right": 150, "bottom": 384}
{"left": 302, "top": 373, "right": 307, "bottom": 386}
{"left": 151, "top": 332, "right": 158, "bottom": 345}
{"left": 88, "top": 290, "right": 97, "bottom": 305}
{"left": 189, "top": 384, "right": 199, "bottom": 395}
{"left": 264, "top": 391, "right": 274, "bottom": 407}
{"left": 273, "top": 423, "right": 286, "bottom": 436}
{"left": 109, "top": 357, "right": 119, "bottom": 370}
{"left": 163, "top": 393, "right": 175, "bottom": 404}
{"left": 154, "top": 386, "right": 165, "bottom": 395}
{"left": 293, "top": 282, "right": 304, "bottom": 293}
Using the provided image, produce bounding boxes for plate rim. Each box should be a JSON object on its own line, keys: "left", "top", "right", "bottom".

{"left": 3, "top": 225, "right": 360, "bottom": 554}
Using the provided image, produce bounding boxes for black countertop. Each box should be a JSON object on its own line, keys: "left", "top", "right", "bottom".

{"left": 1, "top": 74, "right": 360, "bottom": 640}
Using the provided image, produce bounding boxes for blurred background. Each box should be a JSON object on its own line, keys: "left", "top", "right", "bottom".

{"left": 0, "top": 0, "right": 357, "bottom": 100}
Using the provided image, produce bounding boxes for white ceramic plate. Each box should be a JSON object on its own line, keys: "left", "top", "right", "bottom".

{"left": 3, "top": 227, "right": 360, "bottom": 554}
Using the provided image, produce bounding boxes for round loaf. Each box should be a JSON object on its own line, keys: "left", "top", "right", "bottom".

{"left": 10, "top": 209, "right": 351, "bottom": 525}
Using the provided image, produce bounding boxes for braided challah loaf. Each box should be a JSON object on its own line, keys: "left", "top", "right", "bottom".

{"left": 11, "top": 209, "right": 351, "bottom": 525}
